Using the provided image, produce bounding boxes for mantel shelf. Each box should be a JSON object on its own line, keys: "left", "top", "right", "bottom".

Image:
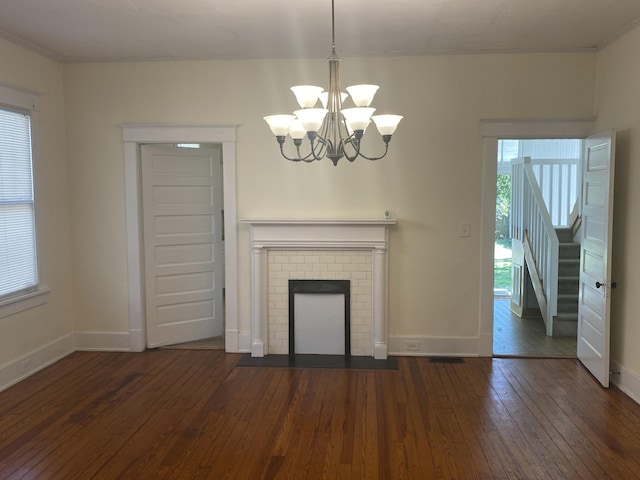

{"left": 242, "top": 218, "right": 397, "bottom": 226}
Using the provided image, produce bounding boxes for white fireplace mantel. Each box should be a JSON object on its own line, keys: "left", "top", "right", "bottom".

{"left": 243, "top": 219, "right": 396, "bottom": 359}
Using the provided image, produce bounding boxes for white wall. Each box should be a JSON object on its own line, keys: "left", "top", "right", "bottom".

{"left": 0, "top": 38, "right": 74, "bottom": 388}
{"left": 63, "top": 53, "right": 596, "bottom": 353}
{"left": 595, "top": 25, "right": 640, "bottom": 402}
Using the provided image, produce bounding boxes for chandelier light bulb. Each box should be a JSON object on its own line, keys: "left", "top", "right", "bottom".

{"left": 346, "top": 84, "right": 379, "bottom": 107}
{"left": 263, "top": 114, "right": 295, "bottom": 136}
{"left": 372, "top": 114, "right": 404, "bottom": 136}
{"left": 288, "top": 119, "right": 307, "bottom": 139}
{"left": 319, "top": 91, "right": 348, "bottom": 109}
{"left": 290, "top": 85, "right": 324, "bottom": 108}
{"left": 341, "top": 107, "right": 375, "bottom": 132}
{"left": 294, "top": 108, "right": 328, "bottom": 132}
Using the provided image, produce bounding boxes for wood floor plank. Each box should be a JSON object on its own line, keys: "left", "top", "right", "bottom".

{"left": 1, "top": 352, "right": 640, "bottom": 479}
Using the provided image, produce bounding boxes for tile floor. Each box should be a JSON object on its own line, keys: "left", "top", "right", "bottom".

{"left": 493, "top": 298, "right": 577, "bottom": 357}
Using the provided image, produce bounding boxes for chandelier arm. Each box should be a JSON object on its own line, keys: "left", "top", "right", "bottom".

{"left": 340, "top": 135, "right": 361, "bottom": 162}
{"left": 340, "top": 133, "right": 392, "bottom": 161}
{"left": 310, "top": 135, "right": 329, "bottom": 160}
{"left": 277, "top": 139, "right": 319, "bottom": 162}
{"left": 354, "top": 142, "right": 390, "bottom": 161}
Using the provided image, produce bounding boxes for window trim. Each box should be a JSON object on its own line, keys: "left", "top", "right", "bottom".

{"left": 0, "top": 82, "right": 49, "bottom": 319}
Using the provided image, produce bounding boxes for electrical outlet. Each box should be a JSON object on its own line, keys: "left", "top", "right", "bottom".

{"left": 406, "top": 340, "right": 420, "bottom": 351}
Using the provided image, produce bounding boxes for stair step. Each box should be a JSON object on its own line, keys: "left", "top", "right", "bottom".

{"left": 553, "top": 312, "right": 578, "bottom": 336}
{"left": 555, "top": 228, "right": 574, "bottom": 243}
{"left": 558, "top": 259, "right": 580, "bottom": 276}
{"left": 559, "top": 242, "right": 580, "bottom": 257}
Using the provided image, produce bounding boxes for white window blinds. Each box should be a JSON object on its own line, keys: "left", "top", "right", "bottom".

{"left": 0, "top": 107, "right": 38, "bottom": 300}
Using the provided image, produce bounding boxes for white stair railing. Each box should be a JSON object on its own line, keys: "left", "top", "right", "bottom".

{"left": 511, "top": 157, "right": 559, "bottom": 335}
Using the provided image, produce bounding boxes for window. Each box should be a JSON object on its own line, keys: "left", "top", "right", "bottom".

{"left": 0, "top": 107, "right": 38, "bottom": 300}
{"left": 0, "top": 83, "right": 47, "bottom": 317}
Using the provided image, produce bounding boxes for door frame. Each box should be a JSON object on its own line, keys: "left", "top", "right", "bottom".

{"left": 121, "top": 125, "right": 239, "bottom": 352}
{"left": 479, "top": 120, "right": 595, "bottom": 356}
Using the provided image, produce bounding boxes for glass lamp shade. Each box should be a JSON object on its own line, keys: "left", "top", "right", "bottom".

{"left": 372, "top": 114, "right": 404, "bottom": 135}
{"left": 288, "top": 119, "right": 307, "bottom": 139}
{"left": 346, "top": 84, "right": 379, "bottom": 107}
{"left": 290, "top": 85, "right": 323, "bottom": 108}
{"left": 294, "top": 108, "right": 328, "bottom": 132}
{"left": 341, "top": 107, "right": 375, "bottom": 132}
{"left": 319, "top": 91, "right": 348, "bottom": 109}
{"left": 264, "top": 114, "right": 295, "bottom": 136}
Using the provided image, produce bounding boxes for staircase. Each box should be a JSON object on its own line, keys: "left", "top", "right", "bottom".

{"left": 554, "top": 228, "right": 580, "bottom": 336}
{"left": 512, "top": 156, "right": 582, "bottom": 337}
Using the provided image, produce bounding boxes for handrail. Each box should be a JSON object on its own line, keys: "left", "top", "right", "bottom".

{"left": 524, "top": 162, "right": 559, "bottom": 335}
{"left": 512, "top": 157, "right": 559, "bottom": 335}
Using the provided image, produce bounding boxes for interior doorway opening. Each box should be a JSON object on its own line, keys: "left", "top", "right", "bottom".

{"left": 492, "top": 138, "right": 581, "bottom": 357}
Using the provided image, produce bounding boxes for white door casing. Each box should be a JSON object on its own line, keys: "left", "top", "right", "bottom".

{"left": 479, "top": 120, "right": 596, "bottom": 357}
{"left": 142, "top": 144, "right": 224, "bottom": 347}
{"left": 577, "top": 131, "right": 616, "bottom": 387}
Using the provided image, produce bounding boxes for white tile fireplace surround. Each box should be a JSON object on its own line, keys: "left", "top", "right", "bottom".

{"left": 244, "top": 219, "right": 395, "bottom": 359}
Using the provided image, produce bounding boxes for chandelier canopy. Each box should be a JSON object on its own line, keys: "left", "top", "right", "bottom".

{"left": 264, "top": 0, "right": 403, "bottom": 166}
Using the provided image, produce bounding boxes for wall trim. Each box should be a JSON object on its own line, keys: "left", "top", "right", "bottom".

{"left": 0, "top": 334, "right": 74, "bottom": 393}
{"left": 120, "top": 124, "right": 239, "bottom": 353}
{"left": 237, "top": 333, "right": 251, "bottom": 353}
{"left": 479, "top": 119, "right": 597, "bottom": 357}
{"left": 610, "top": 359, "right": 640, "bottom": 406}
{"left": 75, "top": 331, "right": 132, "bottom": 351}
{"left": 388, "top": 335, "right": 480, "bottom": 357}
{"left": 481, "top": 119, "right": 596, "bottom": 138}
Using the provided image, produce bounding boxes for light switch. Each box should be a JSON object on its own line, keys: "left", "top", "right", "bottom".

{"left": 460, "top": 223, "right": 470, "bottom": 237}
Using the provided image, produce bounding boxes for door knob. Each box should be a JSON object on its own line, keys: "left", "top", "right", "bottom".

{"left": 596, "top": 281, "right": 617, "bottom": 289}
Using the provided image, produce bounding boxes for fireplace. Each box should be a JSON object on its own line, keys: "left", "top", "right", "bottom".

{"left": 243, "top": 219, "right": 395, "bottom": 359}
{"left": 289, "top": 279, "right": 351, "bottom": 358}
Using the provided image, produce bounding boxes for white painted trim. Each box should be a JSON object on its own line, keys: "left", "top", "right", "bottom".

{"left": 0, "top": 334, "right": 74, "bottom": 392}
{"left": 245, "top": 220, "right": 394, "bottom": 359}
{"left": 237, "top": 333, "right": 251, "bottom": 353}
{"left": 481, "top": 119, "right": 596, "bottom": 138}
{"left": 75, "top": 331, "right": 132, "bottom": 351}
{"left": 0, "top": 84, "right": 49, "bottom": 319}
{"left": 0, "top": 81, "right": 41, "bottom": 111}
{"left": 610, "top": 359, "right": 640, "bottom": 406}
{"left": 120, "top": 125, "right": 239, "bottom": 352}
{"left": 388, "top": 336, "right": 481, "bottom": 357}
{"left": 0, "top": 288, "right": 49, "bottom": 319}
{"left": 480, "top": 119, "right": 596, "bottom": 357}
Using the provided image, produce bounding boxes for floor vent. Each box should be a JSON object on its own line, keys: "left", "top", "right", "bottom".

{"left": 429, "top": 357, "right": 465, "bottom": 364}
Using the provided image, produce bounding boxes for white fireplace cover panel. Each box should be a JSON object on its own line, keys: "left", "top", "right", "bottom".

{"left": 294, "top": 293, "right": 345, "bottom": 355}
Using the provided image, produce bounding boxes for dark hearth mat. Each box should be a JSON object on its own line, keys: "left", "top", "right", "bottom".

{"left": 236, "top": 354, "right": 398, "bottom": 370}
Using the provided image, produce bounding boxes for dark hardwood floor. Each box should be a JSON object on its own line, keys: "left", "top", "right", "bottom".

{"left": 1, "top": 350, "right": 639, "bottom": 479}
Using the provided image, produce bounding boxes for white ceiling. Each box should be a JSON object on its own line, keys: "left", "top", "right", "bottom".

{"left": 1, "top": 0, "right": 639, "bottom": 63}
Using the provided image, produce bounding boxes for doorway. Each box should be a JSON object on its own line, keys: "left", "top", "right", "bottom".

{"left": 121, "top": 124, "right": 238, "bottom": 353}
{"left": 492, "top": 138, "right": 581, "bottom": 357}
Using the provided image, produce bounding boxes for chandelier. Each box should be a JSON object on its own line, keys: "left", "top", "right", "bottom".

{"left": 263, "top": 0, "right": 403, "bottom": 166}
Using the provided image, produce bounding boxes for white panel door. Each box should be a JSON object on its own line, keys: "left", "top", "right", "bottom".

{"left": 577, "top": 131, "right": 616, "bottom": 387}
{"left": 142, "top": 144, "right": 224, "bottom": 347}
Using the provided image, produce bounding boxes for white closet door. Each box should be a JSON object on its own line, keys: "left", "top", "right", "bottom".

{"left": 142, "top": 144, "right": 223, "bottom": 347}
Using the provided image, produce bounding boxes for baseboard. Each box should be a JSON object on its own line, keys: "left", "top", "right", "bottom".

{"left": 388, "top": 335, "right": 481, "bottom": 357}
{"left": 0, "top": 334, "right": 75, "bottom": 393}
{"left": 74, "top": 331, "right": 133, "bottom": 351}
{"left": 610, "top": 359, "right": 640, "bottom": 406}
